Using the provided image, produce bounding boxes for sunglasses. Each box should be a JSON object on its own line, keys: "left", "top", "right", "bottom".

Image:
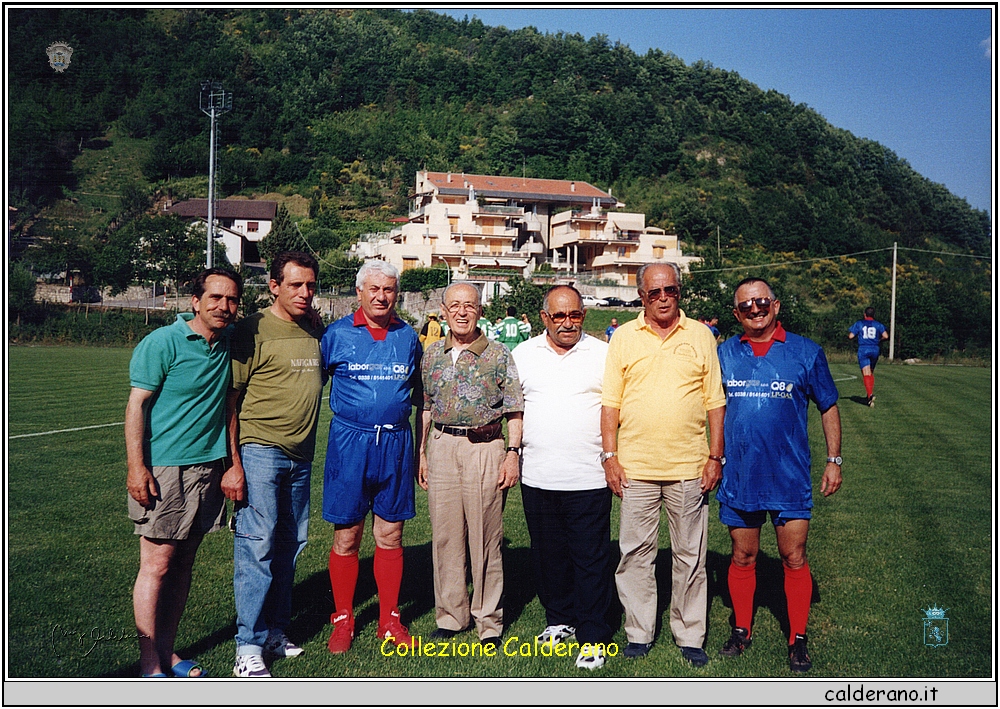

{"left": 546, "top": 310, "right": 585, "bottom": 324}
{"left": 736, "top": 297, "right": 773, "bottom": 314}
{"left": 643, "top": 285, "right": 680, "bottom": 301}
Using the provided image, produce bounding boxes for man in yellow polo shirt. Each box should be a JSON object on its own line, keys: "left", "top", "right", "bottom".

{"left": 601, "top": 262, "right": 726, "bottom": 667}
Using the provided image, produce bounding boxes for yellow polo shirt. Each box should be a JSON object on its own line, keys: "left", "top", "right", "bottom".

{"left": 602, "top": 310, "right": 725, "bottom": 482}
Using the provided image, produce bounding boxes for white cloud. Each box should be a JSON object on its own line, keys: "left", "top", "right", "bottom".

{"left": 981, "top": 37, "right": 991, "bottom": 60}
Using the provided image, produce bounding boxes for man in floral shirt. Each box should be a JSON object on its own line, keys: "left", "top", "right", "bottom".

{"left": 418, "top": 282, "right": 524, "bottom": 649}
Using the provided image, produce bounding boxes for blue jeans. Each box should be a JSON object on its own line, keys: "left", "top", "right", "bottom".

{"left": 233, "top": 443, "right": 311, "bottom": 655}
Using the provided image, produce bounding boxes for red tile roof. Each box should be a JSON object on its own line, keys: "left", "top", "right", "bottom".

{"left": 167, "top": 199, "right": 277, "bottom": 220}
{"left": 422, "top": 171, "right": 616, "bottom": 206}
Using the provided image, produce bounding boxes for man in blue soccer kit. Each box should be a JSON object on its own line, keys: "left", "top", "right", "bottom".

{"left": 716, "top": 277, "right": 843, "bottom": 673}
{"left": 321, "top": 260, "right": 422, "bottom": 654}
{"left": 848, "top": 307, "right": 888, "bottom": 407}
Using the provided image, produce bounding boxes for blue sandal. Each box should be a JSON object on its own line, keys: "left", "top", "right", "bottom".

{"left": 170, "top": 659, "right": 207, "bottom": 678}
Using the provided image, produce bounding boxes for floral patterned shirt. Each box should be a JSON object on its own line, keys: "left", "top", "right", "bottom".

{"left": 421, "top": 331, "right": 524, "bottom": 426}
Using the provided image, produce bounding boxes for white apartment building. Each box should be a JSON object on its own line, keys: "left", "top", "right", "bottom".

{"left": 351, "top": 171, "right": 697, "bottom": 289}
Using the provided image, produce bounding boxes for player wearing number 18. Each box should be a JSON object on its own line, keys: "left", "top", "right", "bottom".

{"left": 848, "top": 307, "right": 888, "bottom": 407}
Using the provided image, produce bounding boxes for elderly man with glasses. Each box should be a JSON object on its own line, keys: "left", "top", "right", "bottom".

{"left": 512, "top": 285, "right": 612, "bottom": 670}
{"left": 715, "top": 277, "right": 842, "bottom": 673}
{"left": 418, "top": 283, "right": 524, "bottom": 649}
{"left": 601, "top": 262, "right": 726, "bottom": 667}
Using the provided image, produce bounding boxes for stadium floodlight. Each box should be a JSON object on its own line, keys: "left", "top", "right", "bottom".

{"left": 199, "top": 81, "right": 233, "bottom": 268}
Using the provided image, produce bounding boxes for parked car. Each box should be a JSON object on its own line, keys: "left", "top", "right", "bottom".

{"left": 603, "top": 296, "right": 627, "bottom": 307}
{"left": 627, "top": 297, "right": 644, "bottom": 307}
{"left": 581, "top": 295, "right": 609, "bottom": 307}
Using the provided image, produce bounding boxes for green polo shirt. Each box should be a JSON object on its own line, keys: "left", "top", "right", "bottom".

{"left": 129, "top": 313, "right": 231, "bottom": 466}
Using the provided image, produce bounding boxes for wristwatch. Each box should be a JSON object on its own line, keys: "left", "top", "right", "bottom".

{"left": 599, "top": 451, "right": 617, "bottom": 463}
{"left": 826, "top": 456, "right": 843, "bottom": 466}
{"left": 708, "top": 454, "right": 726, "bottom": 465}
{"left": 506, "top": 446, "right": 522, "bottom": 455}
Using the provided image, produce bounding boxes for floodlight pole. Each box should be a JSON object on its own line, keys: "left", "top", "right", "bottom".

{"left": 889, "top": 241, "right": 897, "bottom": 361}
{"left": 200, "top": 81, "right": 232, "bottom": 268}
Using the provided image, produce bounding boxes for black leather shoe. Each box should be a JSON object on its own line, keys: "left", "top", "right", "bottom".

{"left": 623, "top": 641, "right": 653, "bottom": 658}
{"left": 429, "top": 627, "right": 462, "bottom": 640}
{"left": 680, "top": 646, "right": 709, "bottom": 667}
{"left": 480, "top": 636, "right": 501, "bottom": 651}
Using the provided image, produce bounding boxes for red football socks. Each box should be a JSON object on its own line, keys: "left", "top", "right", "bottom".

{"left": 328, "top": 548, "right": 359, "bottom": 621}
{"left": 784, "top": 562, "right": 812, "bottom": 642}
{"left": 863, "top": 374, "right": 874, "bottom": 397}
{"left": 373, "top": 546, "right": 404, "bottom": 627}
{"left": 728, "top": 559, "right": 757, "bottom": 632}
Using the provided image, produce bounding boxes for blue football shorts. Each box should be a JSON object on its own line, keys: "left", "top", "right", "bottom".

{"left": 322, "top": 416, "right": 416, "bottom": 525}
{"left": 719, "top": 502, "right": 811, "bottom": 528}
{"left": 857, "top": 346, "right": 880, "bottom": 371}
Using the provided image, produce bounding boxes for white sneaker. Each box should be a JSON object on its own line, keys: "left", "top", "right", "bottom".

{"left": 233, "top": 653, "right": 271, "bottom": 678}
{"left": 264, "top": 630, "right": 304, "bottom": 658}
{"left": 575, "top": 644, "right": 606, "bottom": 670}
{"left": 536, "top": 624, "right": 576, "bottom": 644}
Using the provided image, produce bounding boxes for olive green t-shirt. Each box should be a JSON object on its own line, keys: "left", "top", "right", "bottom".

{"left": 231, "top": 309, "right": 324, "bottom": 461}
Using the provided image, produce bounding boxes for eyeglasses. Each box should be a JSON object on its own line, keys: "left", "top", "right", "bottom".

{"left": 545, "top": 311, "right": 585, "bottom": 324}
{"left": 445, "top": 302, "right": 478, "bottom": 314}
{"left": 642, "top": 285, "right": 680, "bottom": 301}
{"left": 736, "top": 297, "right": 773, "bottom": 314}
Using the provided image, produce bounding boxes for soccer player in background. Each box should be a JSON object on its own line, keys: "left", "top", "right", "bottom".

{"left": 848, "top": 306, "right": 888, "bottom": 407}
{"left": 716, "top": 277, "right": 842, "bottom": 673}
{"left": 496, "top": 306, "right": 528, "bottom": 350}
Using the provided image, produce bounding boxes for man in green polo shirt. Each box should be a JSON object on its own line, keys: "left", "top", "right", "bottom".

{"left": 126, "top": 267, "right": 242, "bottom": 678}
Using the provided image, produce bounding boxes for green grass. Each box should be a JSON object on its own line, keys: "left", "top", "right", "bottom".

{"left": 6, "top": 346, "right": 992, "bottom": 678}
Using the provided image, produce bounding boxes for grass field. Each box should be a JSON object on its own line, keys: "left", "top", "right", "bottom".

{"left": 6, "top": 345, "right": 993, "bottom": 679}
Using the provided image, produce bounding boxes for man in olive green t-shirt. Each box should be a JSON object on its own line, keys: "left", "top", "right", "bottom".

{"left": 222, "top": 251, "right": 325, "bottom": 678}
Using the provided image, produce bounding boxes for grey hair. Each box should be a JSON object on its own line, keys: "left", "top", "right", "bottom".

{"left": 355, "top": 260, "right": 400, "bottom": 289}
{"left": 636, "top": 262, "right": 681, "bottom": 291}
{"left": 443, "top": 281, "right": 482, "bottom": 304}
{"left": 542, "top": 284, "right": 583, "bottom": 312}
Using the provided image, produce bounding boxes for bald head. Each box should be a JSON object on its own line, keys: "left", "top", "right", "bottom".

{"left": 542, "top": 285, "right": 583, "bottom": 313}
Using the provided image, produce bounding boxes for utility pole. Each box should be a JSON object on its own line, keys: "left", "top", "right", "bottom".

{"left": 200, "top": 81, "right": 232, "bottom": 268}
{"left": 889, "top": 241, "right": 897, "bottom": 361}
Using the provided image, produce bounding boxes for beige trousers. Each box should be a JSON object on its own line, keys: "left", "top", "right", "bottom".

{"left": 615, "top": 477, "right": 708, "bottom": 647}
{"left": 426, "top": 428, "right": 506, "bottom": 639}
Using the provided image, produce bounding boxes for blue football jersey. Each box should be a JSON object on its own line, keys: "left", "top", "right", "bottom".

{"left": 850, "top": 319, "right": 886, "bottom": 349}
{"left": 321, "top": 313, "right": 421, "bottom": 426}
{"left": 716, "top": 332, "right": 839, "bottom": 511}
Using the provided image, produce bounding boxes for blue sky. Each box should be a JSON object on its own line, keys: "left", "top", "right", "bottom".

{"left": 437, "top": 8, "right": 994, "bottom": 218}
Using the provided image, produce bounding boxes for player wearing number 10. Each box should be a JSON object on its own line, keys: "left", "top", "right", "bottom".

{"left": 496, "top": 306, "right": 529, "bottom": 350}
{"left": 848, "top": 307, "right": 888, "bottom": 407}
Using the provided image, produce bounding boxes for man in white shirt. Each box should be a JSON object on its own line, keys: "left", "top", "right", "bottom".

{"left": 512, "top": 285, "right": 612, "bottom": 670}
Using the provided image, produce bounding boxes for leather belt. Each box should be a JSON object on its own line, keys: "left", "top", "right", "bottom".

{"left": 434, "top": 422, "right": 475, "bottom": 436}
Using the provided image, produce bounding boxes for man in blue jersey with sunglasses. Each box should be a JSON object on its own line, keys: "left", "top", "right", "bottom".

{"left": 715, "top": 277, "right": 842, "bottom": 673}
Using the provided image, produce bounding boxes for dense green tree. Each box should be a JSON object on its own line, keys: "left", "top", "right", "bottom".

{"left": 398, "top": 266, "right": 449, "bottom": 293}
{"left": 483, "top": 275, "right": 544, "bottom": 335}
{"left": 258, "top": 205, "right": 304, "bottom": 267}
{"left": 9, "top": 262, "right": 37, "bottom": 320}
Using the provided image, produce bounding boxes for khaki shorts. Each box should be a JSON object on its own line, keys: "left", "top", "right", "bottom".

{"left": 128, "top": 460, "right": 226, "bottom": 540}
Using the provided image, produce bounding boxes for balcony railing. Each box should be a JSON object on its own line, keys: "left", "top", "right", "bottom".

{"left": 476, "top": 204, "right": 524, "bottom": 216}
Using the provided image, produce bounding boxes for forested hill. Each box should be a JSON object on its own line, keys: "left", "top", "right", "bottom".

{"left": 8, "top": 8, "right": 991, "bottom": 257}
